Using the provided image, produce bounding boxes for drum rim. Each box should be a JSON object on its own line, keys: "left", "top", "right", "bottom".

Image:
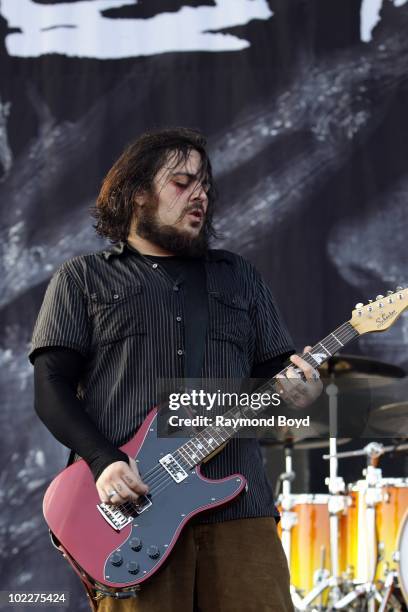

{"left": 282, "top": 493, "right": 330, "bottom": 504}
{"left": 348, "top": 477, "right": 408, "bottom": 491}
{"left": 396, "top": 508, "right": 408, "bottom": 606}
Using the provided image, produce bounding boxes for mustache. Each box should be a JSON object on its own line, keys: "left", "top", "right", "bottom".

{"left": 184, "top": 204, "right": 205, "bottom": 216}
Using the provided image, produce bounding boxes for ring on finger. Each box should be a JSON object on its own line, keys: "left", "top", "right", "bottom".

{"left": 107, "top": 489, "right": 117, "bottom": 499}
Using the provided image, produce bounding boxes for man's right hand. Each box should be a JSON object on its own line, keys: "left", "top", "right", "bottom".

{"left": 96, "top": 456, "right": 149, "bottom": 505}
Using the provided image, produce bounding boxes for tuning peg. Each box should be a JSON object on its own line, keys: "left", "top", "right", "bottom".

{"left": 376, "top": 295, "right": 384, "bottom": 300}
{"left": 387, "top": 290, "right": 393, "bottom": 295}
{"left": 396, "top": 286, "right": 403, "bottom": 291}
{"left": 355, "top": 303, "right": 364, "bottom": 309}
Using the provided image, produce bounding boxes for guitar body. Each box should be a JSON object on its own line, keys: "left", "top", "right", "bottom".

{"left": 43, "top": 408, "right": 246, "bottom": 589}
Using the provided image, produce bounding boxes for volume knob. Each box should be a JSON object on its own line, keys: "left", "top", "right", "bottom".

{"left": 129, "top": 537, "right": 142, "bottom": 551}
{"left": 147, "top": 545, "right": 160, "bottom": 559}
{"left": 109, "top": 552, "right": 123, "bottom": 567}
{"left": 127, "top": 561, "right": 140, "bottom": 575}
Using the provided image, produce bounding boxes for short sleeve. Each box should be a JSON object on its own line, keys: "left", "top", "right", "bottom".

{"left": 28, "top": 268, "right": 91, "bottom": 365}
{"left": 251, "top": 270, "right": 295, "bottom": 365}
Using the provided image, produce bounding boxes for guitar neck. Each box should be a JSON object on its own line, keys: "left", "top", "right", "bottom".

{"left": 175, "top": 321, "right": 359, "bottom": 468}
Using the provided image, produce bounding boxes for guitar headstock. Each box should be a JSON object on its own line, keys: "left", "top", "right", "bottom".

{"left": 350, "top": 287, "right": 407, "bottom": 335}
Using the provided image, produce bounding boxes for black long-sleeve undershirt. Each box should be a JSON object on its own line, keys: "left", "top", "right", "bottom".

{"left": 33, "top": 347, "right": 129, "bottom": 481}
{"left": 33, "top": 347, "right": 291, "bottom": 482}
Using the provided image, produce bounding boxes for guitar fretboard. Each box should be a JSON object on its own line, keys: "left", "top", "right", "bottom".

{"left": 174, "top": 321, "right": 359, "bottom": 468}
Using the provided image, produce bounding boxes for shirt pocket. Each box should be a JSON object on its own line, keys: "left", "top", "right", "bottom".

{"left": 89, "top": 284, "right": 146, "bottom": 346}
{"left": 209, "top": 292, "right": 252, "bottom": 351}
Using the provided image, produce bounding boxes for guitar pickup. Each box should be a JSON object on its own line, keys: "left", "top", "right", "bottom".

{"left": 134, "top": 495, "right": 152, "bottom": 514}
{"left": 159, "top": 454, "right": 188, "bottom": 483}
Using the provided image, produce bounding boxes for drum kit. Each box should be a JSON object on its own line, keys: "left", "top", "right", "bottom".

{"left": 272, "top": 355, "right": 408, "bottom": 611}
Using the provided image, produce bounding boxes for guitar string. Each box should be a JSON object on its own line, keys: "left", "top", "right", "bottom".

{"left": 112, "top": 303, "right": 401, "bottom": 505}
{"left": 127, "top": 321, "right": 356, "bottom": 489}
{"left": 136, "top": 329, "right": 359, "bottom": 502}
{"left": 125, "top": 322, "right": 357, "bottom": 492}
{"left": 135, "top": 295, "right": 407, "bottom": 498}
{"left": 112, "top": 324, "right": 358, "bottom": 511}
{"left": 120, "top": 324, "right": 359, "bottom": 509}
{"left": 111, "top": 324, "right": 359, "bottom": 513}
{"left": 132, "top": 310, "right": 396, "bottom": 503}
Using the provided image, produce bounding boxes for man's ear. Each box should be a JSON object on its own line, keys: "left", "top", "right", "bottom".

{"left": 134, "top": 192, "right": 146, "bottom": 208}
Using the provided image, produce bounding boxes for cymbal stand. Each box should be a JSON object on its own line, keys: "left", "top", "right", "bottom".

{"left": 276, "top": 441, "right": 304, "bottom": 607}
{"left": 333, "top": 446, "right": 383, "bottom": 611}
{"left": 292, "top": 382, "right": 348, "bottom": 610}
{"left": 320, "top": 382, "right": 348, "bottom": 608}
{"left": 377, "top": 571, "right": 400, "bottom": 612}
{"left": 278, "top": 440, "right": 297, "bottom": 558}
{"left": 323, "top": 440, "right": 408, "bottom": 462}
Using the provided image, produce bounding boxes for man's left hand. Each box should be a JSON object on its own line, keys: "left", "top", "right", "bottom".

{"left": 276, "top": 346, "right": 323, "bottom": 408}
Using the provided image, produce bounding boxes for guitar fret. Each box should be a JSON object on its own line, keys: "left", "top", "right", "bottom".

{"left": 177, "top": 447, "right": 193, "bottom": 467}
{"left": 177, "top": 447, "right": 194, "bottom": 467}
{"left": 319, "top": 341, "right": 332, "bottom": 357}
{"left": 216, "top": 426, "right": 230, "bottom": 441}
{"left": 205, "top": 435, "right": 216, "bottom": 449}
{"left": 304, "top": 353, "right": 319, "bottom": 367}
{"left": 191, "top": 439, "right": 206, "bottom": 459}
{"left": 183, "top": 446, "right": 196, "bottom": 467}
{"left": 210, "top": 427, "right": 224, "bottom": 445}
{"left": 331, "top": 332, "right": 344, "bottom": 347}
{"left": 185, "top": 440, "right": 200, "bottom": 462}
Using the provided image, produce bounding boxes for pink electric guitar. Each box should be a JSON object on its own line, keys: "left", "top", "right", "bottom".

{"left": 43, "top": 288, "right": 407, "bottom": 597}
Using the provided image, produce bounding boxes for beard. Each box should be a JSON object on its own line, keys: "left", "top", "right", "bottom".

{"left": 134, "top": 200, "right": 209, "bottom": 258}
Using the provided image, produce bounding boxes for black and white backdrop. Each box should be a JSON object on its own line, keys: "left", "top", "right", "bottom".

{"left": 0, "top": 0, "right": 407, "bottom": 607}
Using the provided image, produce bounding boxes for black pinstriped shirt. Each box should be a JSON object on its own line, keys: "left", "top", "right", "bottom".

{"left": 28, "top": 241, "right": 294, "bottom": 523}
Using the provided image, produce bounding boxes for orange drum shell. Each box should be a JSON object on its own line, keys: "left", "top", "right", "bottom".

{"left": 346, "top": 479, "right": 408, "bottom": 583}
{"left": 277, "top": 495, "right": 348, "bottom": 594}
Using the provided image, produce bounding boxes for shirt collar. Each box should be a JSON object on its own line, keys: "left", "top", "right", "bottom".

{"left": 101, "top": 241, "right": 232, "bottom": 263}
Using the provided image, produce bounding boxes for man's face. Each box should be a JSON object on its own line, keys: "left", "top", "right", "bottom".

{"left": 134, "top": 148, "right": 211, "bottom": 256}
{"left": 153, "top": 148, "right": 209, "bottom": 237}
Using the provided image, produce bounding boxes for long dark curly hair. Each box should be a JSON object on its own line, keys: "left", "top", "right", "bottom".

{"left": 91, "top": 127, "right": 218, "bottom": 243}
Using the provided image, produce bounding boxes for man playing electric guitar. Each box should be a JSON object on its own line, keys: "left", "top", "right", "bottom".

{"left": 29, "top": 128, "right": 322, "bottom": 611}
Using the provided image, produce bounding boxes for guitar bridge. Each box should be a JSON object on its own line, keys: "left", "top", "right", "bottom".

{"left": 97, "top": 495, "right": 152, "bottom": 531}
{"left": 97, "top": 503, "right": 134, "bottom": 531}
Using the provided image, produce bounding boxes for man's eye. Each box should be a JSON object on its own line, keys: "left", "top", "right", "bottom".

{"left": 174, "top": 181, "right": 188, "bottom": 188}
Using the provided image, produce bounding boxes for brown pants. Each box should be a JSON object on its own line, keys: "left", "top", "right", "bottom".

{"left": 95, "top": 517, "right": 293, "bottom": 612}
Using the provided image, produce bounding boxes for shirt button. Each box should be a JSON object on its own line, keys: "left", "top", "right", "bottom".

{"left": 177, "top": 349, "right": 184, "bottom": 356}
{"left": 173, "top": 286, "right": 179, "bottom": 292}
{"left": 176, "top": 316, "right": 182, "bottom": 322}
{"left": 152, "top": 263, "right": 158, "bottom": 269}
{"left": 113, "top": 294, "right": 119, "bottom": 300}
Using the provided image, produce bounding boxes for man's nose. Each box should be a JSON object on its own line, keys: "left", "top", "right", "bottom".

{"left": 190, "top": 181, "right": 208, "bottom": 205}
